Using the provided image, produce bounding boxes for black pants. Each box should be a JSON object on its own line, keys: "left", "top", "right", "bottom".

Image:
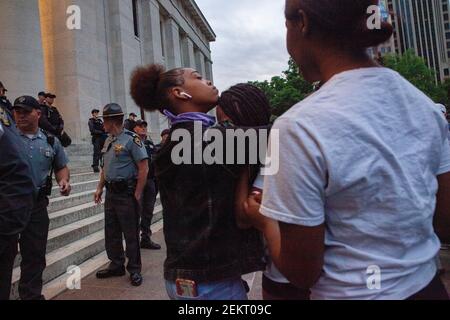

{"left": 140, "top": 179, "right": 158, "bottom": 242}
{"left": 0, "top": 234, "right": 19, "bottom": 300}
{"left": 407, "top": 272, "right": 449, "bottom": 300}
{"left": 105, "top": 192, "right": 141, "bottom": 274}
{"left": 92, "top": 136, "right": 105, "bottom": 168}
{"left": 18, "top": 200, "right": 49, "bottom": 300}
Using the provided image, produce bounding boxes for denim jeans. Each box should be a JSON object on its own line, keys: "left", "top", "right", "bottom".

{"left": 165, "top": 277, "right": 248, "bottom": 301}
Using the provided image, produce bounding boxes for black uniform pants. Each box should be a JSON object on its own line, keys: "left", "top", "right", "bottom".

{"left": 140, "top": 179, "right": 158, "bottom": 242}
{"left": 105, "top": 192, "right": 141, "bottom": 274}
{"left": 18, "top": 199, "right": 49, "bottom": 300}
{"left": 0, "top": 234, "right": 19, "bottom": 300}
{"left": 92, "top": 136, "right": 105, "bottom": 168}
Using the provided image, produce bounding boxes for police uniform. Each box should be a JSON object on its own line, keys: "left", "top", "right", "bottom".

{"left": 97, "top": 104, "right": 148, "bottom": 283}
{"left": 140, "top": 135, "right": 161, "bottom": 249}
{"left": 88, "top": 114, "right": 107, "bottom": 171}
{"left": 0, "top": 99, "right": 35, "bottom": 300}
{"left": 13, "top": 96, "right": 69, "bottom": 300}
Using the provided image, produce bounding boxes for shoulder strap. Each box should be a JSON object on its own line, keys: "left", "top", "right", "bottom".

{"left": 41, "top": 130, "right": 56, "bottom": 178}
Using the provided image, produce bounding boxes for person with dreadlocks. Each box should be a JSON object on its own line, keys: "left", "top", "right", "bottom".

{"left": 130, "top": 65, "right": 265, "bottom": 300}
{"left": 219, "top": 84, "right": 310, "bottom": 300}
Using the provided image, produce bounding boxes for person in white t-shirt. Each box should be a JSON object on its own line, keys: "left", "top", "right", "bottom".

{"left": 240, "top": 0, "right": 450, "bottom": 300}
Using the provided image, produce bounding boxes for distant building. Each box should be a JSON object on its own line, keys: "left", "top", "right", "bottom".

{"left": 0, "top": 0, "right": 216, "bottom": 143}
{"left": 386, "top": 0, "right": 450, "bottom": 83}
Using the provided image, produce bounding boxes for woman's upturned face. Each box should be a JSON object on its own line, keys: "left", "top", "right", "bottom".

{"left": 181, "top": 69, "right": 220, "bottom": 109}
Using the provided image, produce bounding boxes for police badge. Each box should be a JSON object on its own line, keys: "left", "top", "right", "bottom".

{"left": 0, "top": 106, "right": 11, "bottom": 127}
{"left": 114, "top": 144, "right": 125, "bottom": 156}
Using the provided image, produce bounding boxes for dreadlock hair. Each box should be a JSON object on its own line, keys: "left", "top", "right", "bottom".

{"left": 130, "top": 64, "right": 185, "bottom": 112}
{"left": 218, "top": 83, "right": 272, "bottom": 127}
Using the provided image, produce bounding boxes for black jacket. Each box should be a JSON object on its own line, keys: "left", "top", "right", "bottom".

{"left": 155, "top": 122, "right": 267, "bottom": 283}
{"left": 39, "top": 105, "right": 64, "bottom": 136}
{"left": 88, "top": 117, "right": 105, "bottom": 136}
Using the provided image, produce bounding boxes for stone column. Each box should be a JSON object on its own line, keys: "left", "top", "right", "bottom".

{"left": 0, "top": 0, "right": 45, "bottom": 101}
{"left": 180, "top": 36, "right": 196, "bottom": 68}
{"left": 195, "top": 50, "right": 206, "bottom": 77}
{"left": 205, "top": 60, "right": 214, "bottom": 82}
{"left": 164, "top": 18, "right": 182, "bottom": 69}
{"left": 141, "top": 0, "right": 164, "bottom": 65}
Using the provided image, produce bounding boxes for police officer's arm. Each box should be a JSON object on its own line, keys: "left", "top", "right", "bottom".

{"left": 53, "top": 138, "right": 71, "bottom": 196}
{"left": 135, "top": 160, "right": 149, "bottom": 201}
{"left": 129, "top": 138, "right": 149, "bottom": 201}
{"left": 95, "top": 169, "right": 106, "bottom": 204}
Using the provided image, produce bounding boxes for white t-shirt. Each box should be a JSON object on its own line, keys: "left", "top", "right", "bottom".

{"left": 260, "top": 67, "right": 450, "bottom": 300}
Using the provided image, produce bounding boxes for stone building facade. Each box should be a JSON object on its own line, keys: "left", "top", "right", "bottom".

{"left": 0, "top": 0, "right": 216, "bottom": 143}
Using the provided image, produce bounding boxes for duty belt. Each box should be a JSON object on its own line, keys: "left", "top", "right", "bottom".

{"left": 105, "top": 180, "right": 137, "bottom": 195}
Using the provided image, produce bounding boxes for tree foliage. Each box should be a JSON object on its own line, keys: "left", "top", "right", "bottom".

{"left": 382, "top": 49, "right": 450, "bottom": 106}
{"left": 250, "top": 59, "right": 314, "bottom": 117}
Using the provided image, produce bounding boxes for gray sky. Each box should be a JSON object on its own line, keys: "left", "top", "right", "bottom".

{"left": 195, "top": 0, "right": 290, "bottom": 92}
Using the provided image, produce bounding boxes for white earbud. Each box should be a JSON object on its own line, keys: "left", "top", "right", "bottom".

{"left": 180, "top": 92, "right": 193, "bottom": 99}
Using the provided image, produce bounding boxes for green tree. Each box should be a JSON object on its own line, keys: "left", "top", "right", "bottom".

{"left": 250, "top": 58, "right": 313, "bottom": 117}
{"left": 383, "top": 49, "right": 449, "bottom": 105}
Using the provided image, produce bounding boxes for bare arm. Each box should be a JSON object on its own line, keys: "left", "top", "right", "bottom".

{"left": 244, "top": 195, "right": 325, "bottom": 290}
{"left": 234, "top": 168, "right": 253, "bottom": 229}
{"left": 134, "top": 160, "right": 149, "bottom": 201}
{"left": 434, "top": 172, "right": 450, "bottom": 243}
{"left": 94, "top": 169, "right": 106, "bottom": 204}
{"left": 55, "top": 166, "right": 71, "bottom": 196}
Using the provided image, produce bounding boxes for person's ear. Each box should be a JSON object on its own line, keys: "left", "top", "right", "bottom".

{"left": 297, "top": 10, "right": 310, "bottom": 37}
{"left": 36, "top": 109, "right": 42, "bottom": 120}
{"left": 171, "top": 87, "right": 192, "bottom": 101}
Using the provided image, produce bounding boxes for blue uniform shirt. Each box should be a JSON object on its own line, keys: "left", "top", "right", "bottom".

{"left": 0, "top": 106, "right": 36, "bottom": 235}
{"left": 18, "top": 129, "right": 69, "bottom": 188}
{"left": 102, "top": 129, "right": 148, "bottom": 182}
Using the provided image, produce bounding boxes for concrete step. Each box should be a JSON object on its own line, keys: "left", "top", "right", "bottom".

{"left": 49, "top": 202, "right": 104, "bottom": 231}
{"left": 11, "top": 230, "right": 106, "bottom": 300}
{"left": 46, "top": 214, "right": 104, "bottom": 254}
{"left": 50, "top": 180, "right": 99, "bottom": 199}
{"left": 54, "top": 172, "right": 99, "bottom": 184}
{"left": 48, "top": 190, "right": 96, "bottom": 214}
{"left": 13, "top": 210, "right": 105, "bottom": 269}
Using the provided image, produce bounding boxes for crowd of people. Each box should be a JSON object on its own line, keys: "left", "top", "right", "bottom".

{"left": 2, "top": 0, "right": 450, "bottom": 301}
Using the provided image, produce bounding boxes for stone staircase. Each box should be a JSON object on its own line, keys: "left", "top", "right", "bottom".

{"left": 10, "top": 144, "right": 163, "bottom": 300}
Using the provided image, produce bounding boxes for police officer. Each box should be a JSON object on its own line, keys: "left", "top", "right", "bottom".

{"left": 88, "top": 109, "right": 107, "bottom": 173}
{"left": 94, "top": 104, "right": 149, "bottom": 287}
{"left": 133, "top": 120, "right": 161, "bottom": 250}
{"left": 39, "top": 93, "right": 64, "bottom": 137}
{"left": 0, "top": 81, "right": 13, "bottom": 113}
{"left": 124, "top": 113, "right": 137, "bottom": 131}
{"left": 13, "top": 96, "right": 71, "bottom": 300}
{"left": 0, "top": 97, "right": 35, "bottom": 300}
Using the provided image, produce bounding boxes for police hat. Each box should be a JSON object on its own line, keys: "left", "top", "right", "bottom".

{"left": 13, "top": 96, "right": 41, "bottom": 112}
{"left": 135, "top": 120, "right": 148, "bottom": 127}
{"left": 0, "top": 81, "right": 7, "bottom": 92}
{"left": 130, "top": 113, "right": 137, "bottom": 117}
{"left": 38, "top": 91, "right": 46, "bottom": 97}
{"left": 102, "top": 103, "right": 124, "bottom": 118}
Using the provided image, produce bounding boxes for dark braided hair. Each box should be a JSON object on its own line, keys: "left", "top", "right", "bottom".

{"left": 218, "top": 84, "right": 271, "bottom": 127}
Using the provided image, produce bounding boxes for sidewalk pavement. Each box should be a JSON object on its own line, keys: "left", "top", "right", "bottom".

{"left": 54, "top": 222, "right": 450, "bottom": 300}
